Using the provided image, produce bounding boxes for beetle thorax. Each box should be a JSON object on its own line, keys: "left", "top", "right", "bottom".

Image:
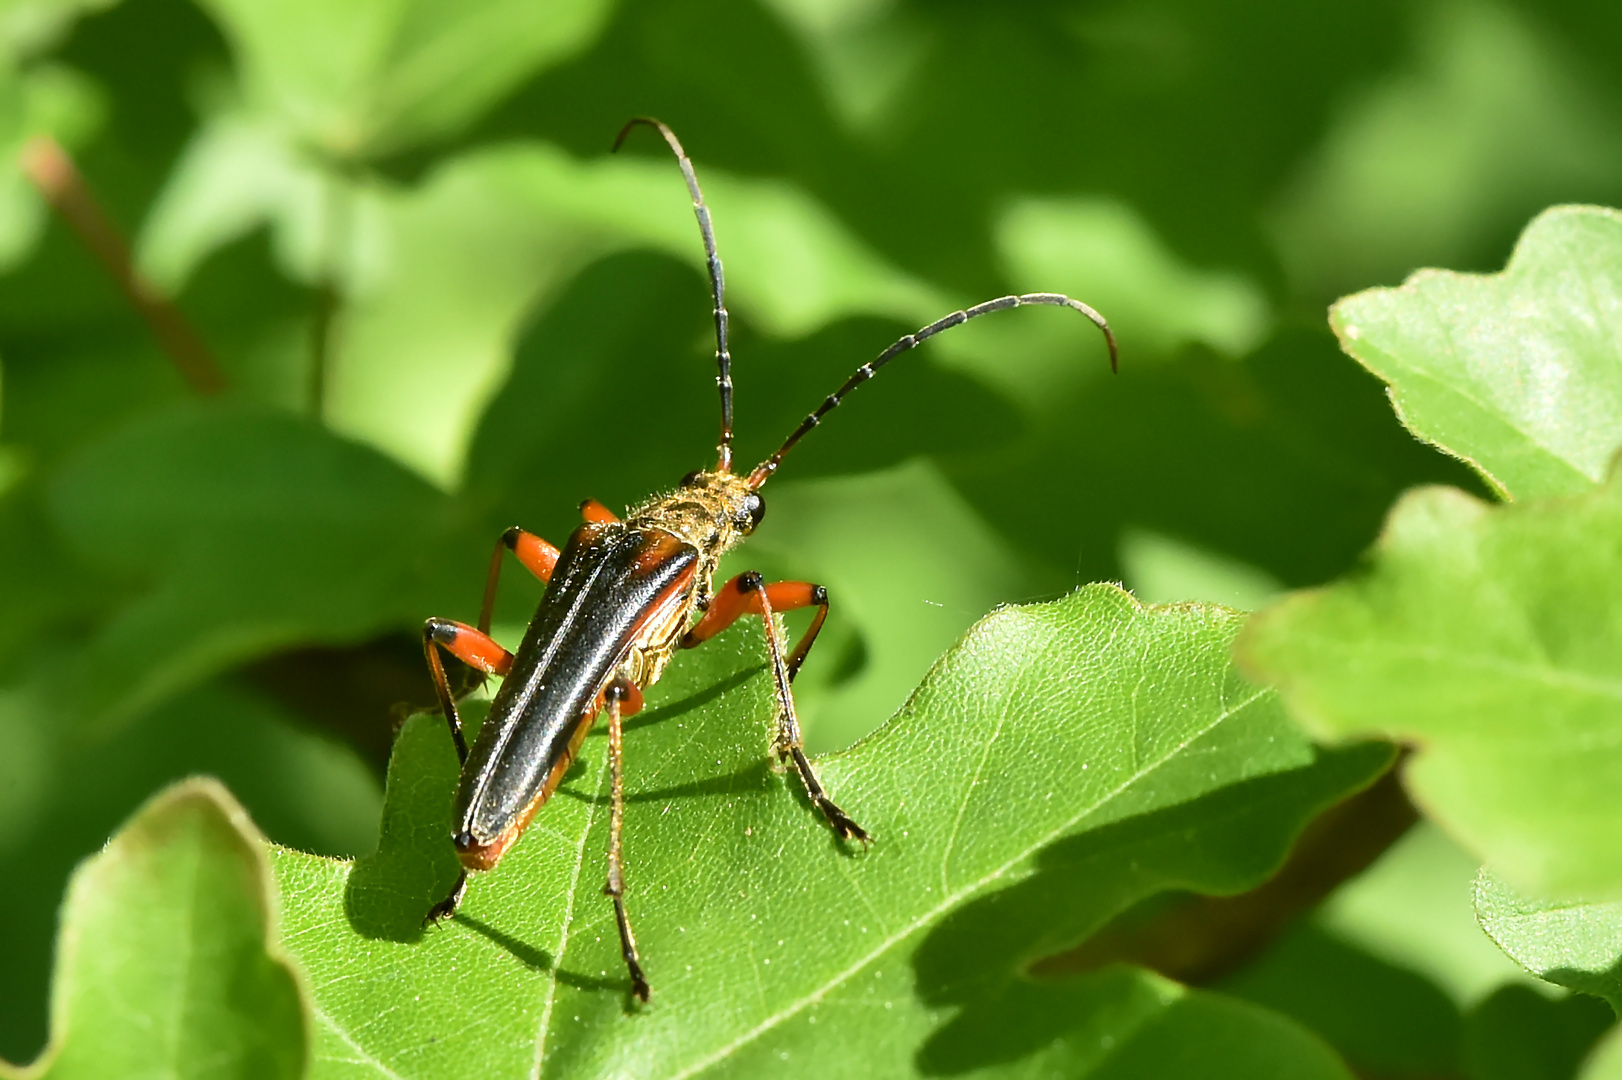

{"left": 626, "top": 469, "right": 763, "bottom": 564}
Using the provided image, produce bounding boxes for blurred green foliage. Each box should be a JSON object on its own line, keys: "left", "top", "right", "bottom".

{"left": 2, "top": 0, "right": 1622, "bottom": 1073}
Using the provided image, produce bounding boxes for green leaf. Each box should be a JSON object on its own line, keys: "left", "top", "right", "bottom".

{"left": 272, "top": 585, "right": 1381, "bottom": 1077}
{"left": 193, "top": 0, "right": 614, "bottom": 159}
{"left": 136, "top": 110, "right": 368, "bottom": 291}
{"left": 1236, "top": 466, "right": 1622, "bottom": 900}
{"left": 48, "top": 401, "right": 451, "bottom": 732}
{"left": 924, "top": 196, "right": 1265, "bottom": 416}
{"left": 1272, "top": 3, "right": 1622, "bottom": 301}
{"left": 1330, "top": 205, "right": 1622, "bottom": 501}
{"left": 0, "top": 0, "right": 110, "bottom": 276}
{"left": 998, "top": 198, "right": 1269, "bottom": 362}
{"left": 1585, "top": 1025, "right": 1622, "bottom": 1080}
{"left": 946, "top": 983, "right": 1354, "bottom": 1080}
{"left": 1118, "top": 527, "right": 1282, "bottom": 611}
{"left": 1459, "top": 983, "right": 1614, "bottom": 1080}
{"left": 1221, "top": 922, "right": 1466, "bottom": 1077}
{"left": 322, "top": 142, "right": 946, "bottom": 486}
{"left": 1320, "top": 823, "right": 1540, "bottom": 1007}
{"left": 142, "top": 135, "right": 950, "bottom": 484}
{"left": 0, "top": 0, "right": 120, "bottom": 60}
{"left": 0, "top": 61, "right": 102, "bottom": 272}
{"left": 1475, "top": 869, "right": 1622, "bottom": 1010}
{"left": 0, "top": 777, "right": 307, "bottom": 1079}
{"left": 0, "top": 676, "right": 383, "bottom": 1061}
{"left": 743, "top": 458, "right": 1036, "bottom": 753}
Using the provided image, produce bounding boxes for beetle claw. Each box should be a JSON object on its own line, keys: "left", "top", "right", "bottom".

{"left": 423, "top": 870, "right": 468, "bottom": 926}
{"left": 824, "top": 802, "right": 871, "bottom": 847}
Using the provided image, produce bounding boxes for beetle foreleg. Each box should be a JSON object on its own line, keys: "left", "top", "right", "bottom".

{"left": 748, "top": 577, "right": 870, "bottom": 845}
{"left": 682, "top": 573, "right": 829, "bottom": 681}
{"left": 478, "top": 526, "right": 561, "bottom": 635}
{"left": 604, "top": 677, "right": 651, "bottom": 1002}
{"left": 423, "top": 618, "right": 513, "bottom": 764}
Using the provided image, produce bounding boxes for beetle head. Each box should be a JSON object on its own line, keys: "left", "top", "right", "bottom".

{"left": 630, "top": 468, "right": 764, "bottom": 555}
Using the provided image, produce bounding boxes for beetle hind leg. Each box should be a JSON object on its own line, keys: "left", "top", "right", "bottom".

{"left": 604, "top": 677, "right": 651, "bottom": 1002}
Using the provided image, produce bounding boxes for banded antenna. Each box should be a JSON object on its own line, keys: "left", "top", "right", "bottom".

{"left": 613, "top": 117, "right": 736, "bottom": 472}
{"left": 747, "top": 293, "right": 1117, "bottom": 490}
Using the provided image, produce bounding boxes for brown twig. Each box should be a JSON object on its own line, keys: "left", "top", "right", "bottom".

{"left": 1031, "top": 757, "right": 1420, "bottom": 985}
{"left": 21, "top": 135, "right": 227, "bottom": 395}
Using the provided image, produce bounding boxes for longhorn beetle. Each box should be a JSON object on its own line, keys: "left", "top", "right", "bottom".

{"left": 421, "top": 118, "right": 1117, "bottom": 1001}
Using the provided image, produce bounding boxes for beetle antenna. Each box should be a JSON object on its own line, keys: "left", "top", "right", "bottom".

{"left": 614, "top": 117, "right": 736, "bottom": 473}
{"left": 746, "top": 293, "right": 1116, "bottom": 489}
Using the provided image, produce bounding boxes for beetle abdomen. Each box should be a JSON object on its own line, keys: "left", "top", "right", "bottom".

{"left": 454, "top": 522, "right": 698, "bottom": 867}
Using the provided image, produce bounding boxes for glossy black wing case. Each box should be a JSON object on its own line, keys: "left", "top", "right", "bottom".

{"left": 454, "top": 521, "right": 698, "bottom": 859}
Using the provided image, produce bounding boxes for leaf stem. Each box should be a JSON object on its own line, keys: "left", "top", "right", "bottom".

{"left": 307, "top": 168, "right": 356, "bottom": 418}
{"left": 21, "top": 135, "right": 227, "bottom": 396}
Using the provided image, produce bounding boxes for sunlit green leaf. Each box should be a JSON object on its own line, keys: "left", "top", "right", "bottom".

{"left": 1237, "top": 467, "right": 1622, "bottom": 900}
{"left": 193, "top": 0, "right": 614, "bottom": 158}
{"left": 1475, "top": 870, "right": 1622, "bottom": 1010}
{"left": 324, "top": 142, "right": 945, "bottom": 485}
{"left": 136, "top": 110, "right": 378, "bottom": 291}
{"left": 1330, "top": 205, "right": 1622, "bottom": 500}
{"left": 1273, "top": 3, "right": 1622, "bottom": 300}
{"left": 273, "top": 585, "right": 1381, "bottom": 1077}
{"left": 0, "top": 778, "right": 307, "bottom": 1079}
{"left": 0, "top": 0, "right": 118, "bottom": 60}
{"left": 0, "top": 61, "right": 101, "bottom": 271}
{"left": 758, "top": 0, "right": 930, "bottom": 136}
{"left": 1000, "top": 198, "right": 1269, "bottom": 361}
{"left": 1118, "top": 527, "right": 1281, "bottom": 611}
{"left": 927, "top": 197, "right": 1266, "bottom": 415}
{"left": 1585, "top": 1025, "right": 1622, "bottom": 1080}
{"left": 47, "top": 401, "right": 451, "bottom": 732}
{"left": 1320, "top": 822, "right": 1540, "bottom": 1007}
{"left": 0, "top": 0, "right": 110, "bottom": 276}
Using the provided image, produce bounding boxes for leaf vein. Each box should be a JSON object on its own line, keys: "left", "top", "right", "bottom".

{"left": 530, "top": 741, "right": 613, "bottom": 1079}
{"left": 312, "top": 1002, "right": 410, "bottom": 1080}
{"left": 663, "top": 683, "right": 1271, "bottom": 1080}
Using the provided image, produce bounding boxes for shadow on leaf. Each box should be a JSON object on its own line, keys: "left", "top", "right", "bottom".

{"left": 455, "top": 913, "right": 552, "bottom": 972}
{"left": 343, "top": 711, "right": 466, "bottom": 942}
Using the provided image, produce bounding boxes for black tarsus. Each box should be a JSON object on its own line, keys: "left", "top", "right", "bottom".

{"left": 424, "top": 869, "right": 468, "bottom": 925}
{"left": 614, "top": 117, "right": 735, "bottom": 473}
{"left": 747, "top": 293, "right": 1117, "bottom": 488}
{"left": 751, "top": 579, "right": 869, "bottom": 845}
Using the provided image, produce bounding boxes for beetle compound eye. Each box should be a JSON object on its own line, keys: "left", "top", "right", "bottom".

{"left": 741, "top": 493, "right": 766, "bottom": 531}
{"left": 681, "top": 469, "right": 704, "bottom": 487}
